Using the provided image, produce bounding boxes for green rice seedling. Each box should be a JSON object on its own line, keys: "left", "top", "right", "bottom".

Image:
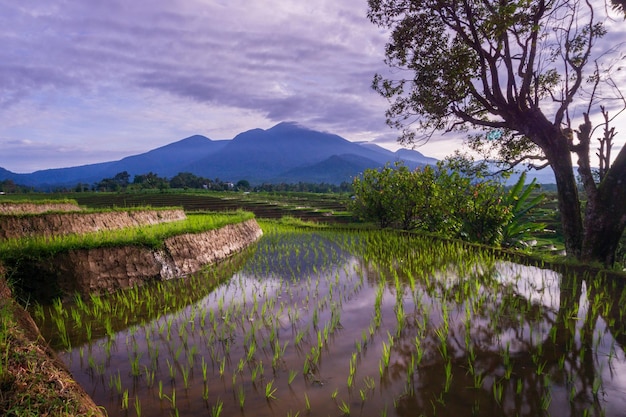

{"left": 170, "top": 388, "right": 177, "bottom": 409}
{"left": 181, "top": 365, "right": 191, "bottom": 389}
{"left": 211, "top": 398, "right": 223, "bottom": 417}
{"left": 121, "top": 389, "right": 129, "bottom": 410}
{"left": 109, "top": 370, "right": 123, "bottom": 394}
{"left": 312, "top": 307, "right": 319, "bottom": 329}
{"left": 144, "top": 365, "right": 155, "bottom": 388}
{"left": 84, "top": 321, "right": 92, "bottom": 341}
{"left": 237, "top": 384, "right": 245, "bottom": 409}
{"left": 288, "top": 369, "right": 298, "bottom": 384}
{"left": 443, "top": 360, "right": 453, "bottom": 392}
{"left": 473, "top": 372, "right": 485, "bottom": 389}
{"left": 265, "top": 379, "right": 278, "bottom": 400}
{"left": 295, "top": 328, "right": 306, "bottom": 346}
{"left": 338, "top": 399, "right": 351, "bottom": 415}
{"left": 202, "top": 382, "right": 210, "bottom": 401}
{"left": 130, "top": 352, "right": 142, "bottom": 377}
{"left": 359, "top": 388, "right": 367, "bottom": 401}
{"left": 381, "top": 341, "right": 391, "bottom": 369}
{"left": 304, "top": 392, "right": 311, "bottom": 411}
{"left": 541, "top": 390, "right": 552, "bottom": 410}
{"left": 166, "top": 359, "right": 176, "bottom": 380}
{"left": 134, "top": 396, "right": 142, "bottom": 417}
{"left": 434, "top": 327, "right": 449, "bottom": 360}
{"left": 219, "top": 357, "right": 226, "bottom": 377}
{"left": 492, "top": 381, "right": 503, "bottom": 405}
{"left": 592, "top": 376, "right": 602, "bottom": 397}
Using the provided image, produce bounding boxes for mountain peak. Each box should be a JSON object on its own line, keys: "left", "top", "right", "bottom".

{"left": 267, "top": 121, "right": 309, "bottom": 132}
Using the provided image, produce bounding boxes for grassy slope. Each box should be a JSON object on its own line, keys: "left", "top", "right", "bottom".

{"left": 0, "top": 273, "right": 105, "bottom": 416}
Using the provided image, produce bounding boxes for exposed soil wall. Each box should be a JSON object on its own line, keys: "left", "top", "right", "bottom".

{"left": 0, "top": 202, "right": 82, "bottom": 214}
{"left": 40, "top": 219, "right": 263, "bottom": 296}
{"left": 0, "top": 208, "right": 186, "bottom": 240}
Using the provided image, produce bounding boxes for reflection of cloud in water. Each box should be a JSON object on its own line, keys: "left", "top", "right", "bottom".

{"left": 494, "top": 261, "right": 561, "bottom": 310}
{"left": 195, "top": 274, "right": 284, "bottom": 312}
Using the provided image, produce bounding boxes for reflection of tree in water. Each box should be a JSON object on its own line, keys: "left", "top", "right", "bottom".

{"left": 367, "top": 259, "right": 626, "bottom": 417}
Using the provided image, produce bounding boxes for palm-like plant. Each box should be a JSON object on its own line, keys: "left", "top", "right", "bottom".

{"left": 501, "top": 172, "right": 547, "bottom": 249}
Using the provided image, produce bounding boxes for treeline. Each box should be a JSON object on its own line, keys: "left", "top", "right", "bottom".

{"left": 87, "top": 171, "right": 352, "bottom": 193}
{"left": 0, "top": 179, "right": 34, "bottom": 194}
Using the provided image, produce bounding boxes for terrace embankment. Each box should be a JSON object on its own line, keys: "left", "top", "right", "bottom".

{"left": 0, "top": 208, "right": 186, "bottom": 239}
{"left": 0, "top": 201, "right": 83, "bottom": 214}
{"left": 39, "top": 218, "right": 263, "bottom": 296}
{"left": 0, "top": 264, "right": 105, "bottom": 416}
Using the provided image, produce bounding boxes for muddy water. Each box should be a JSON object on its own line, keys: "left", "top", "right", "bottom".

{"left": 40, "top": 230, "right": 626, "bottom": 417}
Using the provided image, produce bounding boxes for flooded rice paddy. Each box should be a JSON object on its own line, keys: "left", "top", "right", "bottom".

{"left": 34, "top": 225, "right": 626, "bottom": 416}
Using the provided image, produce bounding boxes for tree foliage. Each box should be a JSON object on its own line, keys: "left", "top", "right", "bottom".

{"left": 368, "top": 0, "right": 626, "bottom": 266}
{"left": 350, "top": 161, "right": 532, "bottom": 246}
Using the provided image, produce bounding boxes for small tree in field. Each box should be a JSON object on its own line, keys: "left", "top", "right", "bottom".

{"left": 368, "top": 0, "right": 626, "bottom": 266}
{"left": 351, "top": 164, "right": 398, "bottom": 228}
{"left": 351, "top": 160, "right": 516, "bottom": 246}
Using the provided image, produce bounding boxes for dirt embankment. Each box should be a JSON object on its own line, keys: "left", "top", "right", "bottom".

{"left": 0, "top": 209, "right": 186, "bottom": 240}
{"left": 39, "top": 218, "right": 263, "bottom": 296}
{"left": 0, "top": 265, "right": 105, "bottom": 416}
{"left": 0, "top": 202, "right": 83, "bottom": 214}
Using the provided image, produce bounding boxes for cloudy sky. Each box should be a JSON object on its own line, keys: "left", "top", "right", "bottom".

{"left": 0, "top": 0, "right": 420, "bottom": 173}
{"left": 1, "top": 1, "right": 624, "bottom": 173}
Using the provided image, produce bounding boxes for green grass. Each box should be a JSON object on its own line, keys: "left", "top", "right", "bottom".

{"left": 0, "top": 197, "right": 79, "bottom": 204}
{"left": 0, "top": 205, "right": 183, "bottom": 219}
{"left": 0, "top": 210, "right": 255, "bottom": 259}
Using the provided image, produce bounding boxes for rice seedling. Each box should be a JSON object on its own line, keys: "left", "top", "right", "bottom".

{"left": 134, "top": 396, "right": 142, "bottom": 417}
{"left": 265, "top": 379, "right": 278, "bottom": 400}
{"left": 237, "top": 385, "right": 245, "bottom": 409}
{"left": 288, "top": 369, "right": 298, "bottom": 384}
{"left": 121, "top": 389, "right": 129, "bottom": 410}
{"left": 210, "top": 398, "right": 223, "bottom": 417}
{"left": 492, "top": 380, "right": 503, "bottom": 405}
{"left": 338, "top": 399, "right": 351, "bottom": 415}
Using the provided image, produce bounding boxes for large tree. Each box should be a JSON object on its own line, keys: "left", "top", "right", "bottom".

{"left": 368, "top": 0, "right": 626, "bottom": 267}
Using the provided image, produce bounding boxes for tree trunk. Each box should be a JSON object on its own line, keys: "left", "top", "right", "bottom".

{"left": 550, "top": 155, "right": 584, "bottom": 259}
{"left": 580, "top": 148, "right": 626, "bottom": 267}
{"left": 532, "top": 124, "right": 584, "bottom": 259}
{"left": 581, "top": 197, "right": 625, "bottom": 267}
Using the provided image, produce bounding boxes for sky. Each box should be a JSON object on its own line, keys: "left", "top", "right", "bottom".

{"left": 0, "top": 0, "right": 416, "bottom": 173}
{"left": 1, "top": 1, "right": 625, "bottom": 173}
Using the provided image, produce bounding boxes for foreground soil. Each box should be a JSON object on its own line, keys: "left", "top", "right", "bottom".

{"left": 0, "top": 271, "right": 105, "bottom": 416}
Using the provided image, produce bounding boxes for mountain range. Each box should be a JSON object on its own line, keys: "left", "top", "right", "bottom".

{"left": 0, "top": 122, "right": 440, "bottom": 189}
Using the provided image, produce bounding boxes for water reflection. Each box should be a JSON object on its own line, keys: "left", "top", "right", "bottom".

{"left": 37, "top": 230, "right": 626, "bottom": 417}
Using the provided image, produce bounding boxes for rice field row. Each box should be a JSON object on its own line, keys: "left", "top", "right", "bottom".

{"left": 33, "top": 223, "right": 626, "bottom": 416}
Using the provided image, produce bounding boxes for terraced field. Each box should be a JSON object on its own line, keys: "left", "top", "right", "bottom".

{"left": 67, "top": 191, "right": 354, "bottom": 224}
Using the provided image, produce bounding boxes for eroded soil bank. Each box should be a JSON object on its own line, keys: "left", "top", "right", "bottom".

{"left": 15, "top": 218, "right": 263, "bottom": 299}
{"left": 0, "top": 208, "right": 186, "bottom": 239}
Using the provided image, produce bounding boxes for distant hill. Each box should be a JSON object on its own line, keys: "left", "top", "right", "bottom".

{"left": 0, "top": 121, "right": 555, "bottom": 188}
{"left": 0, "top": 122, "right": 438, "bottom": 188}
